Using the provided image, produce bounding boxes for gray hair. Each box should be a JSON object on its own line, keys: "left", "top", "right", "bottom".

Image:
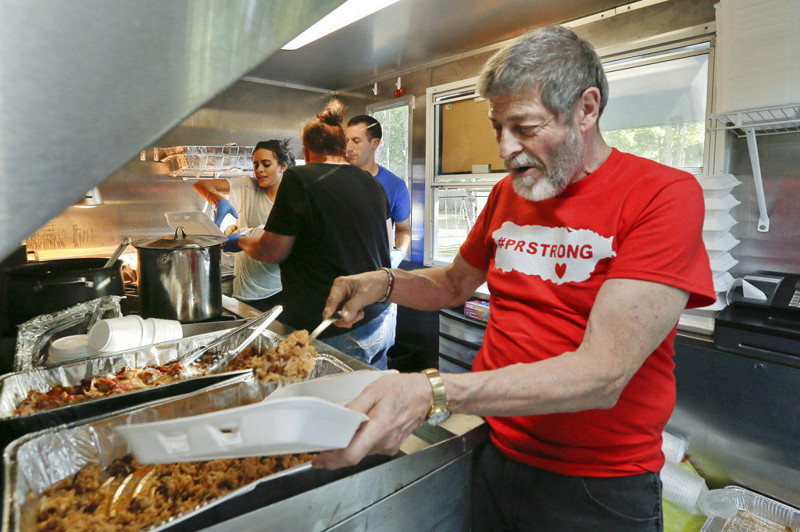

{"left": 477, "top": 25, "right": 608, "bottom": 121}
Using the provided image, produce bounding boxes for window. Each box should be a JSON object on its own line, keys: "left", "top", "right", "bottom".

{"left": 368, "top": 97, "right": 412, "bottom": 182}
{"left": 602, "top": 43, "right": 710, "bottom": 172}
{"left": 424, "top": 31, "right": 714, "bottom": 266}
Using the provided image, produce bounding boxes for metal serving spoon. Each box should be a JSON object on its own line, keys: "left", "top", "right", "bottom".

{"left": 309, "top": 311, "right": 343, "bottom": 342}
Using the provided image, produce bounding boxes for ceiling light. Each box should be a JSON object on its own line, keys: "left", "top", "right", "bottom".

{"left": 281, "top": 0, "right": 402, "bottom": 50}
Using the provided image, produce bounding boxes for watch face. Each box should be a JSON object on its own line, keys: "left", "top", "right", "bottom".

{"left": 427, "top": 408, "right": 451, "bottom": 425}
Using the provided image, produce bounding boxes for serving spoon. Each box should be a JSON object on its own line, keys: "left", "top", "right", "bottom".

{"left": 309, "top": 311, "right": 343, "bottom": 342}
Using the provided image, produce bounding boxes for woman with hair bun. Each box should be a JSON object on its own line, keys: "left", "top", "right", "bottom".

{"left": 193, "top": 138, "right": 295, "bottom": 311}
{"left": 234, "top": 100, "right": 394, "bottom": 369}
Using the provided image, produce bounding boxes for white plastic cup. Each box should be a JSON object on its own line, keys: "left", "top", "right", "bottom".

{"left": 147, "top": 318, "right": 183, "bottom": 344}
{"left": 140, "top": 318, "right": 156, "bottom": 346}
{"left": 88, "top": 316, "right": 145, "bottom": 353}
{"left": 662, "top": 431, "right": 689, "bottom": 464}
{"left": 48, "top": 334, "right": 91, "bottom": 364}
{"left": 660, "top": 461, "right": 708, "bottom": 514}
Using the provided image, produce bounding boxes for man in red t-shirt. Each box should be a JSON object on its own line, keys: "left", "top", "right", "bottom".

{"left": 314, "top": 25, "right": 715, "bottom": 531}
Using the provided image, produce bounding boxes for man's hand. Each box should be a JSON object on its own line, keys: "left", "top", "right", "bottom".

{"left": 312, "top": 373, "right": 433, "bottom": 470}
{"left": 222, "top": 233, "right": 243, "bottom": 253}
{"left": 323, "top": 270, "right": 391, "bottom": 327}
{"left": 214, "top": 199, "right": 239, "bottom": 227}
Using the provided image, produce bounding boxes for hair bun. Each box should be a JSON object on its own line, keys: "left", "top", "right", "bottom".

{"left": 318, "top": 99, "right": 346, "bottom": 126}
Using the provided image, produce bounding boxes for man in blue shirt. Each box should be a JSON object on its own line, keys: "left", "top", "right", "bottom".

{"left": 346, "top": 115, "right": 411, "bottom": 268}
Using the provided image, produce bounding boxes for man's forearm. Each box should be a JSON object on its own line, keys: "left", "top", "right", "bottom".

{"left": 395, "top": 228, "right": 411, "bottom": 255}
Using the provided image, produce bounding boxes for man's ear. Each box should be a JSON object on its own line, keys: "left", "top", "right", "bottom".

{"left": 370, "top": 137, "right": 381, "bottom": 151}
{"left": 575, "top": 87, "right": 602, "bottom": 132}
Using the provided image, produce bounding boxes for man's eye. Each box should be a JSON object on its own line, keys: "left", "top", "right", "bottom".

{"left": 518, "top": 126, "right": 538, "bottom": 137}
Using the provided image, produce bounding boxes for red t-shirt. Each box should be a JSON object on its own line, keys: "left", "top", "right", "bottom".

{"left": 459, "top": 149, "right": 715, "bottom": 476}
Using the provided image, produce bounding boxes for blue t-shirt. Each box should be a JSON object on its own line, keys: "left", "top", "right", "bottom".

{"left": 374, "top": 166, "right": 411, "bottom": 224}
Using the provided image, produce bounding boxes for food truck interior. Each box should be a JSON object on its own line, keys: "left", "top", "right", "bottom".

{"left": 1, "top": 0, "right": 800, "bottom": 529}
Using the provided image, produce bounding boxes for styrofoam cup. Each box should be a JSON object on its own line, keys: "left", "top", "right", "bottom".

{"left": 140, "top": 318, "right": 156, "bottom": 346}
{"left": 88, "top": 315, "right": 145, "bottom": 352}
{"left": 662, "top": 431, "right": 689, "bottom": 463}
{"left": 660, "top": 461, "right": 708, "bottom": 514}
{"left": 148, "top": 318, "right": 183, "bottom": 344}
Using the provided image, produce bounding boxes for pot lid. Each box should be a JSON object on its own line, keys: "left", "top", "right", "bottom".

{"left": 134, "top": 227, "right": 226, "bottom": 250}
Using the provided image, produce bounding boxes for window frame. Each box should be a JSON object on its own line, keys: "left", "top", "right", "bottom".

{"left": 423, "top": 25, "right": 720, "bottom": 267}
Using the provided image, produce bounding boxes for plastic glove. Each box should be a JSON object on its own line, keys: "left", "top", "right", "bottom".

{"left": 213, "top": 199, "right": 239, "bottom": 227}
{"left": 390, "top": 247, "right": 405, "bottom": 268}
{"left": 222, "top": 233, "right": 243, "bottom": 253}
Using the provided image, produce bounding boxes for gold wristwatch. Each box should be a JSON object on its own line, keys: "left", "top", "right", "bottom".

{"left": 421, "top": 368, "right": 451, "bottom": 425}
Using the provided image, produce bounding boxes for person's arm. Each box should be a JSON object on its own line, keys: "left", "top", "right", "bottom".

{"left": 393, "top": 217, "right": 412, "bottom": 256}
{"left": 237, "top": 230, "right": 295, "bottom": 263}
{"left": 313, "top": 277, "right": 688, "bottom": 469}
{"left": 323, "top": 253, "right": 486, "bottom": 325}
{"left": 192, "top": 179, "right": 230, "bottom": 205}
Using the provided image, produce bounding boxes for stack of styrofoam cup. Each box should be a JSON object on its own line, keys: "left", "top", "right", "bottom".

{"left": 88, "top": 316, "right": 182, "bottom": 353}
{"left": 660, "top": 461, "right": 708, "bottom": 514}
{"left": 149, "top": 318, "right": 183, "bottom": 344}
{"left": 662, "top": 431, "right": 689, "bottom": 464}
{"left": 47, "top": 334, "right": 93, "bottom": 364}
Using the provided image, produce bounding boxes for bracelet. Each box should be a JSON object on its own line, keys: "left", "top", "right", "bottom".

{"left": 378, "top": 267, "right": 394, "bottom": 303}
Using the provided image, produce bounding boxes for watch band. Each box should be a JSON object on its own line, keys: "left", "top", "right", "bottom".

{"left": 421, "top": 368, "right": 450, "bottom": 424}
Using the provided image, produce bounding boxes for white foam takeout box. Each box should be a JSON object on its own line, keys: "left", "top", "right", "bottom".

{"left": 115, "top": 369, "right": 397, "bottom": 463}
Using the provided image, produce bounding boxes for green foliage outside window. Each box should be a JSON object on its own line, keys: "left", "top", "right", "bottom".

{"left": 603, "top": 121, "right": 705, "bottom": 169}
{"left": 373, "top": 105, "right": 409, "bottom": 181}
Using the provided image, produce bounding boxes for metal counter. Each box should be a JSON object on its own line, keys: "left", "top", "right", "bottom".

{"left": 220, "top": 297, "right": 489, "bottom": 531}
{"left": 668, "top": 333, "right": 800, "bottom": 509}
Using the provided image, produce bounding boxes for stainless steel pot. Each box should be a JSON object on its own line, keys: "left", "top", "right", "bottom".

{"left": 134, "top": 227, "right": 226, "bottom": 322}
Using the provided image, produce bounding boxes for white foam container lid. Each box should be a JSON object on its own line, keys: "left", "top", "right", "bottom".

{"left": 115, "top": 370, "right": 396, "bottom": 463}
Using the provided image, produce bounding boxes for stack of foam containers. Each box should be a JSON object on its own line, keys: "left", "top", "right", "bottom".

{"left": 716, "top": 0, "right": 800, "bottom": 114}
{"left": 678, "top": 174, "right": 741, "bottom": 335}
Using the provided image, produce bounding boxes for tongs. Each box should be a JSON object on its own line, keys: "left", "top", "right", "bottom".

{"left": 308, "top": 310, "right": 343, "bottom": 342}
{"left": 180, "top": 305, "right": 283, "bottom": 367}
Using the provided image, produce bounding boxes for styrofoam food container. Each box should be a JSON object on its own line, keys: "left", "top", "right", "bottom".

{"left": 265, "top": 369, "right": 397, "bottom": 405}
{"left": 115, "top": 397, "right": 369, "bottom": 463}
{"left": 114, "top": 370, "right": 396, "bottom": 463}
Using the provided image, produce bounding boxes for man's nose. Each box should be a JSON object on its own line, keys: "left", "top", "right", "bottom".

{"left": 496, "top": 129, "right": 522, "bottom": 161}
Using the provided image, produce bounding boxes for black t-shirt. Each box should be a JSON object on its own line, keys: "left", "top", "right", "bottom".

{"left": 265, "top": 163, "right": 391, "bottom": 336}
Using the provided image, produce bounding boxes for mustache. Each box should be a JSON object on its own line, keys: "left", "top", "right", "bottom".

{"left": 504, "top": 152, "right": 544, "bottom": 171}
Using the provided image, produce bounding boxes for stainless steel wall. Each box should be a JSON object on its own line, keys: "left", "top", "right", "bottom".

{"left": 727, "top": 132, "right": 800, "bottom": 276}
{"left": 0, "top": 0, "right": 345, "bottom": 263}
{"left": 27, "top": 82, "right": 335, "bottom": 254}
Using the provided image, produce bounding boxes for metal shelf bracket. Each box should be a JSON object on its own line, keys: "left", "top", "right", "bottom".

{"left": 743, "top": 128, "right": 769, "bottom": 232}
{"left": 709, "top": 104, "right": 800, "bottom": 233}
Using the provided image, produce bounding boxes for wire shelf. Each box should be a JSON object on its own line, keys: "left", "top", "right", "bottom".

{"left": 708, "top": 104, "right": 800, "bottom": 137}
{"left": 154, "top": 145, "right": 255, "bottom": 179}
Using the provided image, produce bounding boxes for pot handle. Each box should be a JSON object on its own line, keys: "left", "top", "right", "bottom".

{"left": 33, "top": 277, "right": 95, "bottom": 292}
{"left": 174, "top": 226, "right": 187, "bottom": 240}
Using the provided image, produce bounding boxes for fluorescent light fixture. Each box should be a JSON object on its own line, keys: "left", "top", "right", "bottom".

{"left": 281, "top": 0, "right": 402, "bottom": 50}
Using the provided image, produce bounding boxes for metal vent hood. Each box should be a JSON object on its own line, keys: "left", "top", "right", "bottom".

{"left": 0, "top": 0, "right": 344, "bottom": 263}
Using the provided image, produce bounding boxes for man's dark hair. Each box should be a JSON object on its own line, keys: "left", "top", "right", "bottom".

{"left": 347, "top": 115, "right": 382, "bottom": 141}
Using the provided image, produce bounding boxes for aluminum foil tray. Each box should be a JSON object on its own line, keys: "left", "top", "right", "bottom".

{"left": 0, "top": 320, "right": 288, "bottom": 451}
{"left": 3, "top": 354, "right": 355, "bottom": 532}
{"left": 701, "top": 486, "right": 800, "bottom": 532}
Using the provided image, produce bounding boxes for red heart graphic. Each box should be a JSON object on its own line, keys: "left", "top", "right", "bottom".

{"left": 555, "top": 263, "right": 566, "bottom": 278}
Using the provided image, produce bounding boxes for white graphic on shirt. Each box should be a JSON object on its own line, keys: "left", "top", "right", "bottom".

{"left": 492, "top": 222, "right": 616, "bottom": 285}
